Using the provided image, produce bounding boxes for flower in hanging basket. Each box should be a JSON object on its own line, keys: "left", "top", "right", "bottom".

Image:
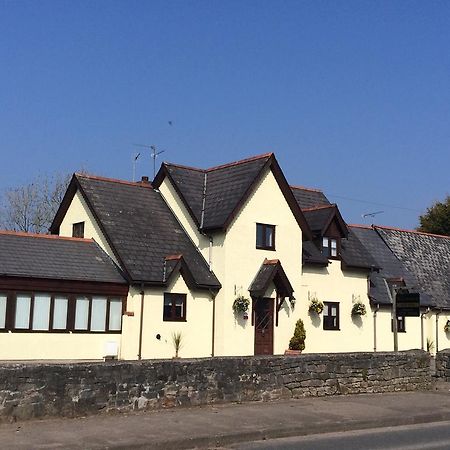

{"left": 351, "top": 302, "right": 366, "bottom": 316}
{"left": 232, "top": 295, "right": 250, "bottom": 314}
{"left": 309, "top": 298, "right": 324, "bottom": 314}
{"left": 444, "top": 320, "right": 450, "bottom": 333}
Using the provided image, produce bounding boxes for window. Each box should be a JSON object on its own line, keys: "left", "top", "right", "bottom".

{"left": 323, "top": 302, "right": 340, "bottom": 330}
{"left": 163, "top": 293, "right": 187, "bottom": 321}
{"left": 391, "top": 316, "right": 406, "bottom": 333}
{"left": 91, "top": 297, "right": 107, "bottom": 331}
{"left": 75, "top": 296, "right": 90, "bottom": 330}
{"left": 53, "top": 296, "right": 68, "bottom": 330}
{"left": 0, "top": 292, "right": 123, "bottom": 333}
{"left": 15, "top": 294, "right": 31, "bottom": 329}
{"left": 322, "top": 237, "right": 338, "bottom": 258}
{"left": 32, "top": 293, "right": 51, "bottom": 330}
{"left": 0, "top": 294, "right": 7, "bottom": 329}
{"left": 72, "top": 222, "right": 85, "bottom": 238}
{"left": 256, "top": 223, "right": 275, "bottom": 250}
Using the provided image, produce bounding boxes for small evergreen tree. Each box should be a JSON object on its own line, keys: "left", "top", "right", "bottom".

{"left": 289, "top": 319, "right": 306, "bottom": 351}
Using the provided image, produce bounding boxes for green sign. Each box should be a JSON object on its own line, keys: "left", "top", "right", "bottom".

{"left": 396, "top": 292, "right": 420, "bottom": 317}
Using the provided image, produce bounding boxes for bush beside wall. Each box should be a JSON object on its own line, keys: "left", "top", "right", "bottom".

{"left": 0, "top": 350, "right": 432, "bottom": 422}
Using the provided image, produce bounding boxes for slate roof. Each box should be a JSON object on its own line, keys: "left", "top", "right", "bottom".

{"left": 249, "top": 259, "right": 294, "bottom": 298}
{"left": 340, "top": 229, "right": 379, "bottom": 271}
{"left": 294, "top": 199, "right": 373, "bottom": 271}
{"left": 154, "top": 154, "right": 313, "bottom": 239}
{"left": 290, "top": 186, "right": 330, "bottom": 209}
{"left": 302, "top": 204, "right": 348, "bottom": 237}
{"left": 351, "top": 225, "right": 432, "bottom": 306}
{"left": 0, "top": 231, "right": 126, "bottom": 284}
{"left": 156, "top": 155, "right": 270, "bottom": 229}
{"left": 302, "top": 240, "right": 329, "bottom": 266}
{"left": 375, "top": 226, "right": 450, "bottom": 309}
{"left": 52, "top": 175, "right": 221, "bottom": 289}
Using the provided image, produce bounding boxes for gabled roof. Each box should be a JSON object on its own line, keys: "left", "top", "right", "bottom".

{"left": 351, "top": 225, "right": 433, "bottom": 307}
{"left": 0, "top": 231, "right": 126, "bottom": 284}
{"left": 249, "top": 259, "right": 294, "bottom": 298}
{"left": 153, "top": 153, "right": 313, "bottom": 239}
{"left": 302, "top": 204, "right": 348, "bottom": 238}
{"left": 290, "top": 185, "right": 330, "bottom": 209}
{"left": 50, "top": 174, "right": 221, "bottom": 290}
{"left": 374, "top": 226, "right": 450, "bottom": 309}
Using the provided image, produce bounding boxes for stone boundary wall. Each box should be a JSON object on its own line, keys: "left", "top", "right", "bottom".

{"left": 436, "top": 349, "right": 450, "bottom": 381}
{"left": 0, "top": 350, "right": 431, "bottom": 422}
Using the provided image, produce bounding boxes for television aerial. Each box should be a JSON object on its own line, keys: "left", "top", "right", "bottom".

{"left": 361, "top": 211, "right": 384, "bottom": 219}
{"left": 133, "top": 143, "right": 166, "bottom": 179}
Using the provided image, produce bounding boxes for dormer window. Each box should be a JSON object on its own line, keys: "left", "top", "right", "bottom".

{"left": 322, "top": 237, "right": 338, "bottom": 258}
{"left": 72, "top": 222, "right": 85, "bottom": 238}
{"left": 256, "top": 223, "right": 275, "bottom": 250}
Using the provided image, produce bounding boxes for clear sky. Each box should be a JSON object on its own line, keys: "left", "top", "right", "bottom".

{"left": 1, "top": 0, "right": 449, "bottom": 229}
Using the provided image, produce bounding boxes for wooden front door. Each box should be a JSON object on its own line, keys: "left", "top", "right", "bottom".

{"left": 254, "top": 297, "right": 274, "bottom": 355}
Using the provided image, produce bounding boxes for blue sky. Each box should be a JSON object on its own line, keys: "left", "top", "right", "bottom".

{"left": 1, "top": 0, "right": 449, "bottom": 229}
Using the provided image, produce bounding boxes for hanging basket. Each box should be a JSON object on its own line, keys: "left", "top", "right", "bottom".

{"left": 232, "top": 295, "right": 250, "bottom": 314}
{"left": 309, "top": 298, "right": 324, "bottom": 314}
{"left": 351, "top": 302, "right": 366, "bottom": 316}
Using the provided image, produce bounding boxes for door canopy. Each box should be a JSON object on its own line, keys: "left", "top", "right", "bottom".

{"left": 249, "top": 259, "right": 294, "bottom": 299}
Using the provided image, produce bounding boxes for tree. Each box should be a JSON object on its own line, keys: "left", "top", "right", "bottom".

{"left": 417, "top": 195, "right": 450, "bottom": 236}
{"left": 0, "top": 173, "right": 71, "bottom": 234}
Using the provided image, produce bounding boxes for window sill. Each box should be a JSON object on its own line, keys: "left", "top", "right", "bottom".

{"left": 256, "top": 246, "right": 276, "bottom": 251}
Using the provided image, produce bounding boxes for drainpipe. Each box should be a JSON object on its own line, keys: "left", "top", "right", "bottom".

{"left": 373, "top": 303, "right": 379, "bottom": 352}
{"left": 420, "top": 308, "right": 429, "bottom": 351}
{"left": 211, "top": 290, "right": 216, "bottom": 357}
{"left": 208, "top": 236, "right": 213, "bottom": 271}
{"left": 435, "top": 309, "right": 441, "bottom": 353}
{"left": 138, "top": 284, "right": 145, "bottom": 360}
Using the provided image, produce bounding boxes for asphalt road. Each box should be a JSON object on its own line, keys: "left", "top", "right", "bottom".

{"left": 228, "top": 421, "right": 450, "bottom": 450}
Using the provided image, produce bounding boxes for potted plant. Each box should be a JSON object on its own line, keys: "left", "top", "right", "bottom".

{"left": 351, "top": 302, "right": 366, "bottom": 316}
{"left": 444, "top": 320, "right": 450, "bottom": 333}
{"left": 309, "top": 297, "right": 324, "bottom": 314}
{"left": 285, "top": 319, "right": 306, "bottom": 355}
{"left": 232, "top": 295, "right": 250, "bottom": 314}
{"left": 172, "top": 331, "right": 183, "bottom": 358}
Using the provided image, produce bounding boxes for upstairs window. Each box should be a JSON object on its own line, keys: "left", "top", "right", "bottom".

{"left": 163, "top": 293, "right": 187, "bottom": 321}
{"left": 322, "top": 237, "right": 338, "bottom": 258}
{"left": 72, "top": 222, "right": 85, "bottom": 238}
{"left": 256, "top": 223, "right": 275, "bottom": 250}
{"left": 323, "top": 301, "right": 340, "bottom": 330}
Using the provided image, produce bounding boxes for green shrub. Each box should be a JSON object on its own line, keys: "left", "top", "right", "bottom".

{"left": 289, "top": 319, "right": 306, "bottom": 351}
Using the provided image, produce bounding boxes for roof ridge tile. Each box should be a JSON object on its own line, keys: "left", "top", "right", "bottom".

{"left": 76, "top": 173, "right": 152, "bottom": 188}
{"left": 290, "top": 185, "right": 324, "bottom": 193}
{"left": 0, "top": 230, "right": 93, "bottom": 243}
{"left": 163, "top": 162, "right": 205, "bottom": 173}
{"left": 302, "top": 204, "right": 336, "bottom": 212}
{"left": 206, "top": 152, "right": 273, "bottom": 172}
{"left": 374, "top": 224, "right": 450, "bottom": 240}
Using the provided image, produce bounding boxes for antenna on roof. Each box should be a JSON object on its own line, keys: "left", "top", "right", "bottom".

{"left": 362, "top": 211, "right": 384, "bottom": 219}
{"left": 133, "top": 143, "right": 166, "bottom": 179}
{"left": 132, "top": 152, "right": 140, "bottom": 182}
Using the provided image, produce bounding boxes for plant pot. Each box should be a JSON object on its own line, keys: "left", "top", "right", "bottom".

{"left": 284, "top": 349, "right": 302, "bottom": 356}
